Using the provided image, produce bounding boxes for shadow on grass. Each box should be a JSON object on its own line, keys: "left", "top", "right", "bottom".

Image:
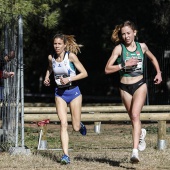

{"left": 34, "top": 151, "right": 136, "bottom": 169}
{"left": 74, "top": 156, "right": 135, "bottom": 169}
{"left": 34, "top": 150, "right": 61, "bottom": 163}
{"left": 74, "top": 156, "right": 120, "bottom": 166}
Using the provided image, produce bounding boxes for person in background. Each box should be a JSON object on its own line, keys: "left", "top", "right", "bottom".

{"left": 105, "top": 20, "right": 162, "bottom": 163}
{"left": 0, "top": 54, "right": 15, "bottom": 101}
{"left": 44, "top": 33, "right": 88, "bottom": 164}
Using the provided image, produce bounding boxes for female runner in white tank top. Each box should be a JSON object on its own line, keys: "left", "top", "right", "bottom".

{"left": 44, "top": 34, "right": 88, "bottom": 164}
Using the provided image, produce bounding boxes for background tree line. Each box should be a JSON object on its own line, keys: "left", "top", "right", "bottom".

{"left": 0, "top": 0, "right": 170, "bottom": 103}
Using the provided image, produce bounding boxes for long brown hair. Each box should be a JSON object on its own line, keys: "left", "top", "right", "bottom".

{"left": 53, "top": 34, "right": 82, "bottom": 55}
{"left": 111, "top": 20, "right": 137, "bottom": 44}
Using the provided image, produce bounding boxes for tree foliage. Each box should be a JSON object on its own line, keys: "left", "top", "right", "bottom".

{"left": 1, "top": 0, "right": 170, "bottom": 98}
{"left": 0, "top": 0, "right": 60, "bottom": 29}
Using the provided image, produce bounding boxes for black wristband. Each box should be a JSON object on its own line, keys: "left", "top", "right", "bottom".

{"left": 121, "top": 62, "right": 125, "bottom": 69}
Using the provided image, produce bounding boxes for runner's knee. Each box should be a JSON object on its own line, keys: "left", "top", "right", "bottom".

{"left": 60, "top": 121, "right": 68, "bottom": 130}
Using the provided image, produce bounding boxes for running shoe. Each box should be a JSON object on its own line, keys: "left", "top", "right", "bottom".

{"left": 61, "top": 154, "right": 70, "bottom": 164}
{"left": 79, "top": 122, "right": 87, "bottom": 136}
{"left": 138, "top": 128, "right": 147, "bottom": 151}
{"left": 130, "top": 149, "right": 140, "bottom": 163}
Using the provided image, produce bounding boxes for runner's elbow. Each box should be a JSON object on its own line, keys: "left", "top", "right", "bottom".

{"left": 105, "top": 68, "right": 110, "bottom": 74}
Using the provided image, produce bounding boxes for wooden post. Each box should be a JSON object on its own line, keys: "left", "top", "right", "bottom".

{"left": 157, "top": 120, "right": 166, "bottom": 150}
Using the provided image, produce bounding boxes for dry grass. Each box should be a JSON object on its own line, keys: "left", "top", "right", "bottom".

{"left": 1, "top": 122, "right": 170, "bottom": 170}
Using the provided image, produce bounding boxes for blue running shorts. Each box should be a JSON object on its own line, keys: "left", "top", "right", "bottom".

{"left": 55, "top": 86, "right": 81, "bottom": 104}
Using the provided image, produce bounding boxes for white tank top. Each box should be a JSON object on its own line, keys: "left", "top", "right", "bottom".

{"left": 52, "top": 51, "right": 76, "bottom": 85}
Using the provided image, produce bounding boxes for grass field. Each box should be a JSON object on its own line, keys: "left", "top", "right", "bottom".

{"left": 1, "top": 122, "right": 170, "bottom": 170}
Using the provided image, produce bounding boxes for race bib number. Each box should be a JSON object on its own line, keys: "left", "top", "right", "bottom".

{"left": 124, "top": 58, "right": 143, "bottom": 73}
{"left": 54, "top": 74, "right": 72, "bottom": 88}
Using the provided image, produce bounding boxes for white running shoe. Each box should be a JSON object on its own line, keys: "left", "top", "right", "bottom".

{"left": 130, "top": 149, "right": 140, "bottom": 163}
{"left": 138, "top": 128, "right": 146, "bottom": 151}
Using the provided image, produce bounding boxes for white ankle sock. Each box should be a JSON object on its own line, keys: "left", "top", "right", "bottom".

{"left": 132, "top": 148, "right": 138, "bottom": 153}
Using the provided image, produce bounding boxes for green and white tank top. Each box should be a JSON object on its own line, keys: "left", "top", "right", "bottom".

{"left": 117, "top": 42, "right": 144, "bottom": 77}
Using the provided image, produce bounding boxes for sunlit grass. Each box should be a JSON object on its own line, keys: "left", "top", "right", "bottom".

{"left": 0, "top": 122, "right": 170, "bottom": 170}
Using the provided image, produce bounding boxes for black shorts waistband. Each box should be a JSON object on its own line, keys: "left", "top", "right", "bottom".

{"left": 120, "top": 78, "right": 145, "bottom": 86}
{"left": 57, "top": 86, "right": 76, "bottom": 90}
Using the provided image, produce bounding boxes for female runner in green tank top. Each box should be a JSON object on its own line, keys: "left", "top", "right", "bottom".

{"left": 105, "top": 20, "right": 162, "bottom": 163}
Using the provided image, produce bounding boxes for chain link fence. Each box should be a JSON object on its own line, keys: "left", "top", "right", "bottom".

{"left": 0, "top": 15, "right": 28, "bottom": 154}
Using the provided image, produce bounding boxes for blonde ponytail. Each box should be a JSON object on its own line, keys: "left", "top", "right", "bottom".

{"left": 64, "top": 35, "right": 82, "bottom": 55}
{"left": 111, "top": 24, "right": 122, "bottom": 44}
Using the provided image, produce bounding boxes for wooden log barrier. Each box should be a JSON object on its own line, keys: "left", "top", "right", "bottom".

{"left": 24, "top": 113, "right": 170, "bottom": 122}
{"left": 24, "top": 105, "right": 170, "bottom": 150}
{"left": 24, "top": 105, "right": 170, "bottom": 114}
